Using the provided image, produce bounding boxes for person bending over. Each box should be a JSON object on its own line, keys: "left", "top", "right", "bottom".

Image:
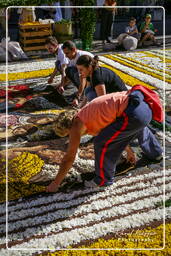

{"left": 76, "top": 54, "right": 127, "bottom": 106}
{"left": 46, "top": 85, "right": 163, "bottom": 192}
{"left": 60, "top": 40, "right": 94, "bottom": 106}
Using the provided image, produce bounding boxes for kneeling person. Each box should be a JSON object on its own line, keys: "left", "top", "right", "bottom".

{"left": 45, "top": 36, "right": 69, "bottom": 85}
{"left": 61, "top": 40, "right": 94, "bottom": 105}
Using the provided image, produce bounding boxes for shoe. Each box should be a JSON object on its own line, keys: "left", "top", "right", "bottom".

{"left": 141, "top": 153, "right": 163, "bottom": 163}
{"left": 84, "top": 179, "right": 98, "bottom": 188}
{"left": 153, "top": 41, "right": 160, "bottom": 47}
{"left": 115, "top": 160, "right": 135, "bottom": 176}
{"left": 154, "top": 154, "right": 163, "bottom": 161}
{"left": 106, "top": 38, "right": 112, "bottom": 43}
{"left": 138, "top": 41, "right": 143, "bottom": 47}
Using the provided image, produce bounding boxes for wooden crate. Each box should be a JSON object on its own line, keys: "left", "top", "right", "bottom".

{"left": 19, "top": 22, "right": 53, "bottom": 51}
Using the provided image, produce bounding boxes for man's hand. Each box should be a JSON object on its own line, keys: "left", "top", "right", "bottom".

{"left": 125, "top": 145, "right": 136, "bottom": 165}
{"left": 57, "top": 85, "right": 64, "bottom": 94}
{"left": 46, "top": 181, "right": 59, "bottom": 193}
{"left": 127, "top": 151, "right": 136, "bottom": 165}
{"left": 48, "top": 77, "right": 54, "bottom": 84}
{"left": 72, "top": 98, "right": 79, "bottom": 107}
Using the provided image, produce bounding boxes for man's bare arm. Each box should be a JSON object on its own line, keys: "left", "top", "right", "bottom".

{"left": 125, "top": 145, "right": 136, "bottom": 164}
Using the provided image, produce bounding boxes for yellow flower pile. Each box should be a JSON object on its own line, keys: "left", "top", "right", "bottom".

{"left": 0, "top": 152, "right": 45, "bottom": 202}
{"left": 38, "top": 224, "right": 171, "bottom": 256}
{"left": 21, "top": 22, "right": 41, "bottom": 25}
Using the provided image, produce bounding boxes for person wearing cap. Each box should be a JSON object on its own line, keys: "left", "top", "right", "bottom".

{"left": 139, "top": 14, "right": 158, "bottom": 47}
{"left": 46, "top": 85, "right": 163, "bottom": 193}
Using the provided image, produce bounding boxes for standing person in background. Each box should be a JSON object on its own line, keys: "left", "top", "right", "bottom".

{"left": 101, "top": 0, "right": 117, "bottom": 44}
{"left": 0, "top": 8, "right": 6, "bottom": 38}
{"left": 18, "top": 7, "right": 36, "bottom": 23}
{"left": 0, "top": 8, "right": 10, "bottom": 39}
{"left": 62, "top": 0, "right": 72, "bottom": 20}
{"left": 51, "top": 1, "right": 63, "bottom": 22}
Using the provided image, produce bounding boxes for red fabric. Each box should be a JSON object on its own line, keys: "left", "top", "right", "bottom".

{"left": 9, "top": 85, "right": 29, "bottom": 91}
{"left": 130, "top": 85, "right": 163, "bottom": 123}
{"left": 26, "top": 95, "right": 33, "bottom": 100}
{"left": 0, "top": 85, "right": 29, "bottom": 98}
{"left": 15, "top": 103, "right": 23, "bottom": 108}
{"left": 99, "top": 112, "right": 129, "bottom": 186}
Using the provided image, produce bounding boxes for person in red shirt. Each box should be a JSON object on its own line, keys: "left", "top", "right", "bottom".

{"left": 46, "top": 87, "right": 162, "bottom": 193}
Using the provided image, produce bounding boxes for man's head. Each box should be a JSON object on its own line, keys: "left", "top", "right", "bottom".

{"left": 45, "top": 36, "right": 59, "bottom": 54}
{"left": 62, "top": 40, "right": 77, "bottom": 60}
{"left": 129, "top": 17, "right": 136, "bottom": 27}
{"left": 53, "top": 109, "right": 77, "bottom": 137}
{"left": 145, "top": 13, "right": 151, "bottom": 23}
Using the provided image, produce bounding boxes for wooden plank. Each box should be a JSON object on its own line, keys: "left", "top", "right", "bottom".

{"left": 22, "top": 45, "right": 46, "bottom": 51}
{"left": 20, "top": 38, "right": 47, "bottom": 44}
{"left": 20, "top": 30, "right": 52, "bottom": 37}
{"left": 19, "top": 23, "right": 52, "bottom": 30}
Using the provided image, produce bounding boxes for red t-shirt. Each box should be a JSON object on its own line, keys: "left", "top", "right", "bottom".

{"left": 76, "top": 91, "right": 129, "bottom": 136}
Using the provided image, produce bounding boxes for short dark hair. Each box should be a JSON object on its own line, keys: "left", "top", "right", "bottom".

{"left": 129, "top": 17, "right": 136, "bottom": 22}
{"left": 45, "top": 36, "right": 58, "bottom": 45}
{"left": 62, "top": 40, "right": 76, "bottom": 50}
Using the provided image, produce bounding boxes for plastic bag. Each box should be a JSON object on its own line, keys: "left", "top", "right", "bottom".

{"left": 0, "top": 44, "right": 6, "bottom": 61}
{"left": 123, "top": 36, "right": 138, "bottom": 51}
{"left": 1, "top": 38, "right": 28, "bottom": 61}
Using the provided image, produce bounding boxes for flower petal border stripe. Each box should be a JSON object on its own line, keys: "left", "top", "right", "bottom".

{"left": 0, "top": 59, "right": 55, "bottom": 74}
{"left": 0, "top": 177, "right": 168, "bottom": 235}
{"left": 0, "top": 173, "right": 169, "bottom": 223}
{"left": 108, "top": 54, "right": 171, "bottom": 82}
{"left": 0, "top": 68, "right": 54, "bottom": 82}
{"left": 99, "top": 62, "right": 155, "bottom": 90}
{"left": 2, "top": 207, "right": 169, "bottom": 252}
{"left": 100, "top": 55, "right": 171, "bottom": 90}
{"left": 117, "top": 51, "right": 171, "bottom": 76}
{"left": 2, "top": 168, "right": 166, "bottom": 213}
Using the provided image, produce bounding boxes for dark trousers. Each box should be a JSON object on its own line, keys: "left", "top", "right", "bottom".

{"left": 101, "top": 9, "right": 113, "bottom": 40}
{"left": 93, "top": 91, "right": 162, "bottom": 186}
{"left": 65, "top": 66, "right": 80, "bottom": 89}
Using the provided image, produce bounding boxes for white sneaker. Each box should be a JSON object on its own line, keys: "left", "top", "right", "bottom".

{"left": 155, "top": 154, "right": 163, "bottom": 161}
{"left": 84, "top": 179, "right": 98, "bottom": 188}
